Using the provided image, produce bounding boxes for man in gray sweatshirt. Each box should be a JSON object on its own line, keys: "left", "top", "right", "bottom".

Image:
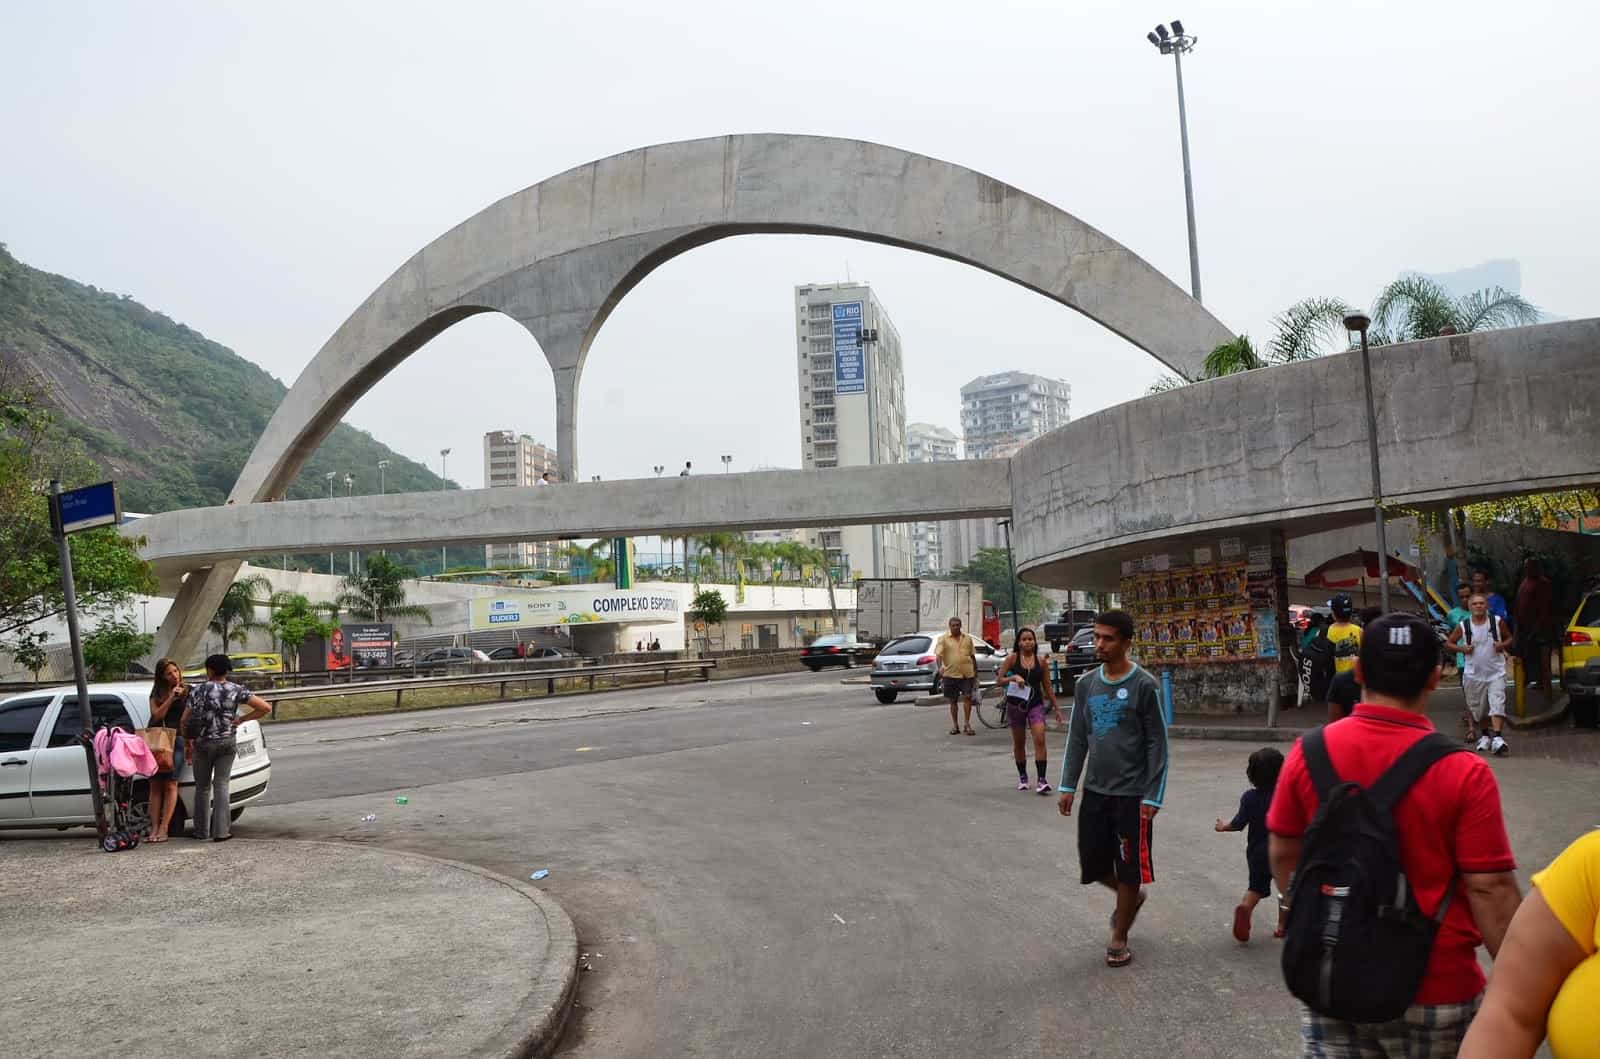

{"left": 1057, "top": 609, "right": 1169, "bottom": 968}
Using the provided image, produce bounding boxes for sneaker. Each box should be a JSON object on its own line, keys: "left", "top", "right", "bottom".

{"left": 1036, "top": 779, "right": 1053, "bottom": 795}
{"left": 1475, "top": 735, "right": 1491, "bottom": 752}
{"left": 1492, "top": 736, "right": 1509, "bottom": 756}
{"left": 1017, "top": 778, "right": 1031, "bottom": 791}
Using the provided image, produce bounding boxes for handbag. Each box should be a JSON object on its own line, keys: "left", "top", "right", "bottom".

{"left": 138, "top": 727, "right": 175, "bottom": 772}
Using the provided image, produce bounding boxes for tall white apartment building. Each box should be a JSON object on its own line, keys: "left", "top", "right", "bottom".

{"left": 905, "top": 422, "right": 959, "bottom": 574}
{"left": 482, "top": 431, "right": 564, "bottom": 572}
{"left": 960, "top": 371, "right": 1072, "bottom": 459}
{"left": 794, "top": 281, "right": 910, "bottom": 580}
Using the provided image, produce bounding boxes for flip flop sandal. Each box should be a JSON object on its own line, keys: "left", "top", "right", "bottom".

{"left": 949, "top": 727, "right": 962, "bottom": 735}
{"left": 1105, "top": 947, "right": 1133, "bottom": 968}
{"left": 964, "top": 728, "right": 976, "bottom": 736}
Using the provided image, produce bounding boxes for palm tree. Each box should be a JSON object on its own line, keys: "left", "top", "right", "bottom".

{"left": 561, "top": 540, "right": 615, "bottom": 583}
{"left": 334, "top": 554, "right": 432, "bottom": 624}
{"left": 1371, "top": 277, "right": 1538, "bottom": 342}
{"left": 209, "top": 573, "right": 272, "bottom": 650}
{"left": 1151, "top": 283, "right": 1537, "bottom": 393}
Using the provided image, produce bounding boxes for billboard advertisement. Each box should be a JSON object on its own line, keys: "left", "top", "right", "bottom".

{"left": 341, "top": 623, "right": 396, "bottom": 669}
{"left": 469, "top": 588, "right": 681, "bottom": 631}
{"left": 832, "top": 301, "right": 865, "bottom": 395}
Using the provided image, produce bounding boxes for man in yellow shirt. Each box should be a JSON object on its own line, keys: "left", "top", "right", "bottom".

{"left": 1460, "top": 830, "right": 1599, "bottom": 1058}
{"left": 1326, "top": 594, "right": 1362, "bottom": 675}
{"left": 935, "top": 616, "right": 978, "bottom": 736}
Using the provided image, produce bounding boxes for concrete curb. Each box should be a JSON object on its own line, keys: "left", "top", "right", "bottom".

{"left": 292, "top": 839, "right": 579, "bottom": 1059}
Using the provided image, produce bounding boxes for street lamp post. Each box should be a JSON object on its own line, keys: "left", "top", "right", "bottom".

{"left": 344, "top": 474, "right": 356, "bottom": 576}
{"left": 439, "top": 448, "right": 451, "bottom": 576}
{"left": 653, "top": 465, "right": 664, "bottom": 477}
{"left": 378, "top": 459, "right": 389, "bottom": 495}
{"left": 721, "top": 455, "right": 732, "bottom": 474}
{"left": 1146, "top": 20, "right": 1202, "bottom": 303}
{"left": 997, "top": 518, "right": 1020, "bottom": 643}
{"left": 325, "top": 471, "right": 337, "bottom": 574}
{"left": 1345, "top": 313, "right": 1391, "bottom": 613}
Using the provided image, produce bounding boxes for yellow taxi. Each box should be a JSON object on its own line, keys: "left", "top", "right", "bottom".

{"left": 181, "top": 653, "right": 285, "bottom": 680}
{"left": 1564, "top": 590, "right": 1600, "bottom": 728}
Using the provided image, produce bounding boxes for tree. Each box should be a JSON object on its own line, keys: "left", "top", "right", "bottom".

{"left": 945, "top": 547, "right": 1047, "bottom": 628}
{"left": 82, "top": 615, "right": 154, "bottom": 679}
{"left": 268, "top": 591, "right": 333, "bottom": 671}
{"left": 0, "top": 358, "right": 156, "bottom": 655}
{"left": 560, "top": 541, "right": 614, "bottom": 583}
{"left": 1148, "top": 297, "right": 1355, "bottom": 393}
{"left": 689, "top": 589, "right": 729, "bottom": 627}
{"left": 10, "top": 627, "right": 50, "bottom": 679}
{"left": 335, "top": 554, "right": 432, "bottom": 623}
{"left": 209, "top": 573, "right": 273, "bottom": 650}
{"left": 1371, "top": 277, "right": 1537, "bottom": 343}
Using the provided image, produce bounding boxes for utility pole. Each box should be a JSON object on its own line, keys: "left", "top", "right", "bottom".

{"left": 1345, "top": 313, "right": 1391, "bottom": 612}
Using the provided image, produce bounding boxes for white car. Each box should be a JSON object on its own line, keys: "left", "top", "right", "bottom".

{"left": 0, "top": 682, "right": 272, "bottom": 833}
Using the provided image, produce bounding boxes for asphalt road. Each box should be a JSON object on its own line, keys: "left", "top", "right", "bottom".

{"left": 239, "top": 669, "right": 1591, "bottom": 1058}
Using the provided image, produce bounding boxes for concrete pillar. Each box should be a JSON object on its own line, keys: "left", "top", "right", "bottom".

{"left": 154, "top": 559, "right": 245, "bottom": 665}
{"left": 554, "top": 362, "right": 581, "bottom": 483}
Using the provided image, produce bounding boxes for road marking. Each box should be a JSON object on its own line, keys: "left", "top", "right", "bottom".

{"left": 574, "top": 746, "right": 594, "bottom": 752}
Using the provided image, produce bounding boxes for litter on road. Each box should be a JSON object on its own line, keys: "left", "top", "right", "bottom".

{"left": 530, "top": 868, "right": 551, "bottom": 880}
{"left": 394, "top": 796, "right": 409, "bottom": 805}
{"left": 360, "top": 814, "right": 377, "bottom": 822}
{"left": 832, "top": 913, "right": 846, "bottom": 925}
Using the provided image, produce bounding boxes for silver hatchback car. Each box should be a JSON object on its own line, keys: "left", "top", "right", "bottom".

{"left": 869, "top": 631, "right": 1003, "bottom": 704}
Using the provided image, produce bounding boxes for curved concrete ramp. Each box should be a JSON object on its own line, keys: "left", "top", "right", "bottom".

{"left": 1011, "top": 319, "right": 1600, "bottom": 588}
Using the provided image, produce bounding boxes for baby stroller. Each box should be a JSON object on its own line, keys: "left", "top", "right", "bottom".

{"left": 93, "top": 726, "right": 158, "bottom": 851}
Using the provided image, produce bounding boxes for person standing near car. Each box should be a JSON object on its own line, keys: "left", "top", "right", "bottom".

{"left": 179, "top": 655, "right": 272, "bottom": 842}
{"left": 934, "top": 616, "right": 978, "bottom": 736}
{"left": 146, "top": 658, "right": 188, "bottom": 842}
{"left": 999, "top": 628, "right": 1065, "bottom": 793}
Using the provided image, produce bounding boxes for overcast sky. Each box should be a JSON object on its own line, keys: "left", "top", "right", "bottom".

{"left": 4, "top": 0, "right": 1594, "bottom": 490}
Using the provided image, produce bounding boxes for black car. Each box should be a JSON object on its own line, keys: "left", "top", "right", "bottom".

{"left": 487, "top": 645, "right": 580, "bottom": 661}
{"left": 1059, "top": 627, "right": 1098, "bottom": 681}
{"left": 802, "top": 634, "right": 869, "bottom": 670}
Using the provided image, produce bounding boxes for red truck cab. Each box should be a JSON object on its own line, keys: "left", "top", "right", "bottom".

{"left": 982, "top": 600, "right": 1001, "bottom": 648}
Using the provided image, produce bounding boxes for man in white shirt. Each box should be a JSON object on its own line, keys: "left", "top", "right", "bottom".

{"left": 1445, "top": 593, "right": 1513, "bottom": 755}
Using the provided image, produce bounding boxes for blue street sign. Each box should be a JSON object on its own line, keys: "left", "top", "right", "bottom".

{"left": 832, "top": 301, "right": 865, "bottom": 395}
{"left": 54, "top": 480, "right": 121, "bottom": 536}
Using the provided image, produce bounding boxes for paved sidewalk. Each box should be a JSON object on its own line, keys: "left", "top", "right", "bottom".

{"left": 1174, "top": 684, "right": 1600, "bottom": 763}
{"left": 0, "top": 837, "right": 576, "bottom": 1058}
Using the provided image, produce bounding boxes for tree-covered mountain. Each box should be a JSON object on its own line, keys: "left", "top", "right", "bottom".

{"left": 0, "top": 242, "right": 448, "bottom": 513}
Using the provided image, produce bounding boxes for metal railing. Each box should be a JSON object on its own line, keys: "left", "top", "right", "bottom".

{"left": 256, "top": 658, "right": 718, "bottom": 716}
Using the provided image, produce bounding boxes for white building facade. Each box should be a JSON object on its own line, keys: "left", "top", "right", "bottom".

{"left": 794, "top": 282, "right": 911, "bottom": 580}
{"left": 482, "top": 430, "right": 564, "bottom": 572}
{"left": 960, "top": 371, "right": 1072, "bottom": 459}
{"left": 905, "top": 422, "right": 960, "bottom": 574}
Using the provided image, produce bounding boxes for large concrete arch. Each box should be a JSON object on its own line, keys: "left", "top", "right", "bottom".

{"left": 154, "top": 133, "right": 1234, "bottom": 661}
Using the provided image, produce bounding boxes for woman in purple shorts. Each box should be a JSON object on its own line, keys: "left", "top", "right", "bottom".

{"left": 1000, "top": 628, "right": 1064, "bottom": 794}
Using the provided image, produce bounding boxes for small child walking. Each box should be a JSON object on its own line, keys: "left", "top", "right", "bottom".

{"left": 1213, "top": 747, "right": 1286, "bottom": 944}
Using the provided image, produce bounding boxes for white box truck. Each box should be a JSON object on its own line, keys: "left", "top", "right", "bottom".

{"left": 855, "top": 578, "right": 988, "bottom": 646}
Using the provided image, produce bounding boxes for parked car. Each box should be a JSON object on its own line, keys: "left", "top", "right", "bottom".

{"left": 1564, "top": 589, "right": 1600, "bottom": 728}
{"left": 0, "top": 682, "right": 272, "bottom": 833}
{"left": 1288, "top": 605, "right": 1331, "bottom": 631}
{"left": 802, "top": 634, "right": 871, "bottom": 671}
{"left": 488, "top": 645, "right": 581, "bottom": 661}
{"left": 868, "top": 631, "right": 1003, "bottom": 704}
{"left": 181, "top": 653, "right": 283, "bottom": 680}
{"left": 417, "top": 647, "right": 491, "bottom": 665}
{"left": 1059, "top": 627, "right": 1099, "bottom": 681}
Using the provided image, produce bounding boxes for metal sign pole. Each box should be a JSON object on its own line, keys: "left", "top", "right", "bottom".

{"left": 50, "top": 480, "right": 108, "bottom": 839}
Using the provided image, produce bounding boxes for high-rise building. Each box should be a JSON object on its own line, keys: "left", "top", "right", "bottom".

{"left": 905, "top": 423, "right": 959, "bottom": 574}
{"left": 794, "top": 281, "right": 911, "bottom": 579}
{"left": 960, "top": 371, "right": 1072, "bottom": 459}
{"left": 482, "top": 431, "right": 564, "bottom": 572}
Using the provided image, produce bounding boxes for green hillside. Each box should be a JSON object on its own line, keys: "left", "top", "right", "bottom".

{"left": 0, "top": 243, "right": 449, "bottom": 514}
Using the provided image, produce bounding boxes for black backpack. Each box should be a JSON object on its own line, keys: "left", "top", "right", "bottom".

{"left": 1302, "top": 633, "right": 1335, "bottom": 701}
{"left": 1281, "top": 728, "right": 1467, "bottom": 1023}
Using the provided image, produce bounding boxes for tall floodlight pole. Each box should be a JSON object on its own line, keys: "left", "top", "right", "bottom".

{"left": 1345, "top": 313, "right": 1391, "bottom": 613}
{"left": 439, "top": 448, "right": 451, "bottom": 576}
{"left": 344, "top": 474, "right": 356, "bottom": 575}
{"left": 997, "top": 517, "right": 1020, "bottom": 640}
{"left": 1146, "top": 21, "right": 1202, "bottom": 302}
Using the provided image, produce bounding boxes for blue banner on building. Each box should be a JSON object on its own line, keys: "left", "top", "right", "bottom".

{"left": 832, "top": 301, "right": 865, "bottom": 395}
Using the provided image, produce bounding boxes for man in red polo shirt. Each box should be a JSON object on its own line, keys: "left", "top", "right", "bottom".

{"left": 1268, "top": 612, "right": 1523, "bottom": 1056}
